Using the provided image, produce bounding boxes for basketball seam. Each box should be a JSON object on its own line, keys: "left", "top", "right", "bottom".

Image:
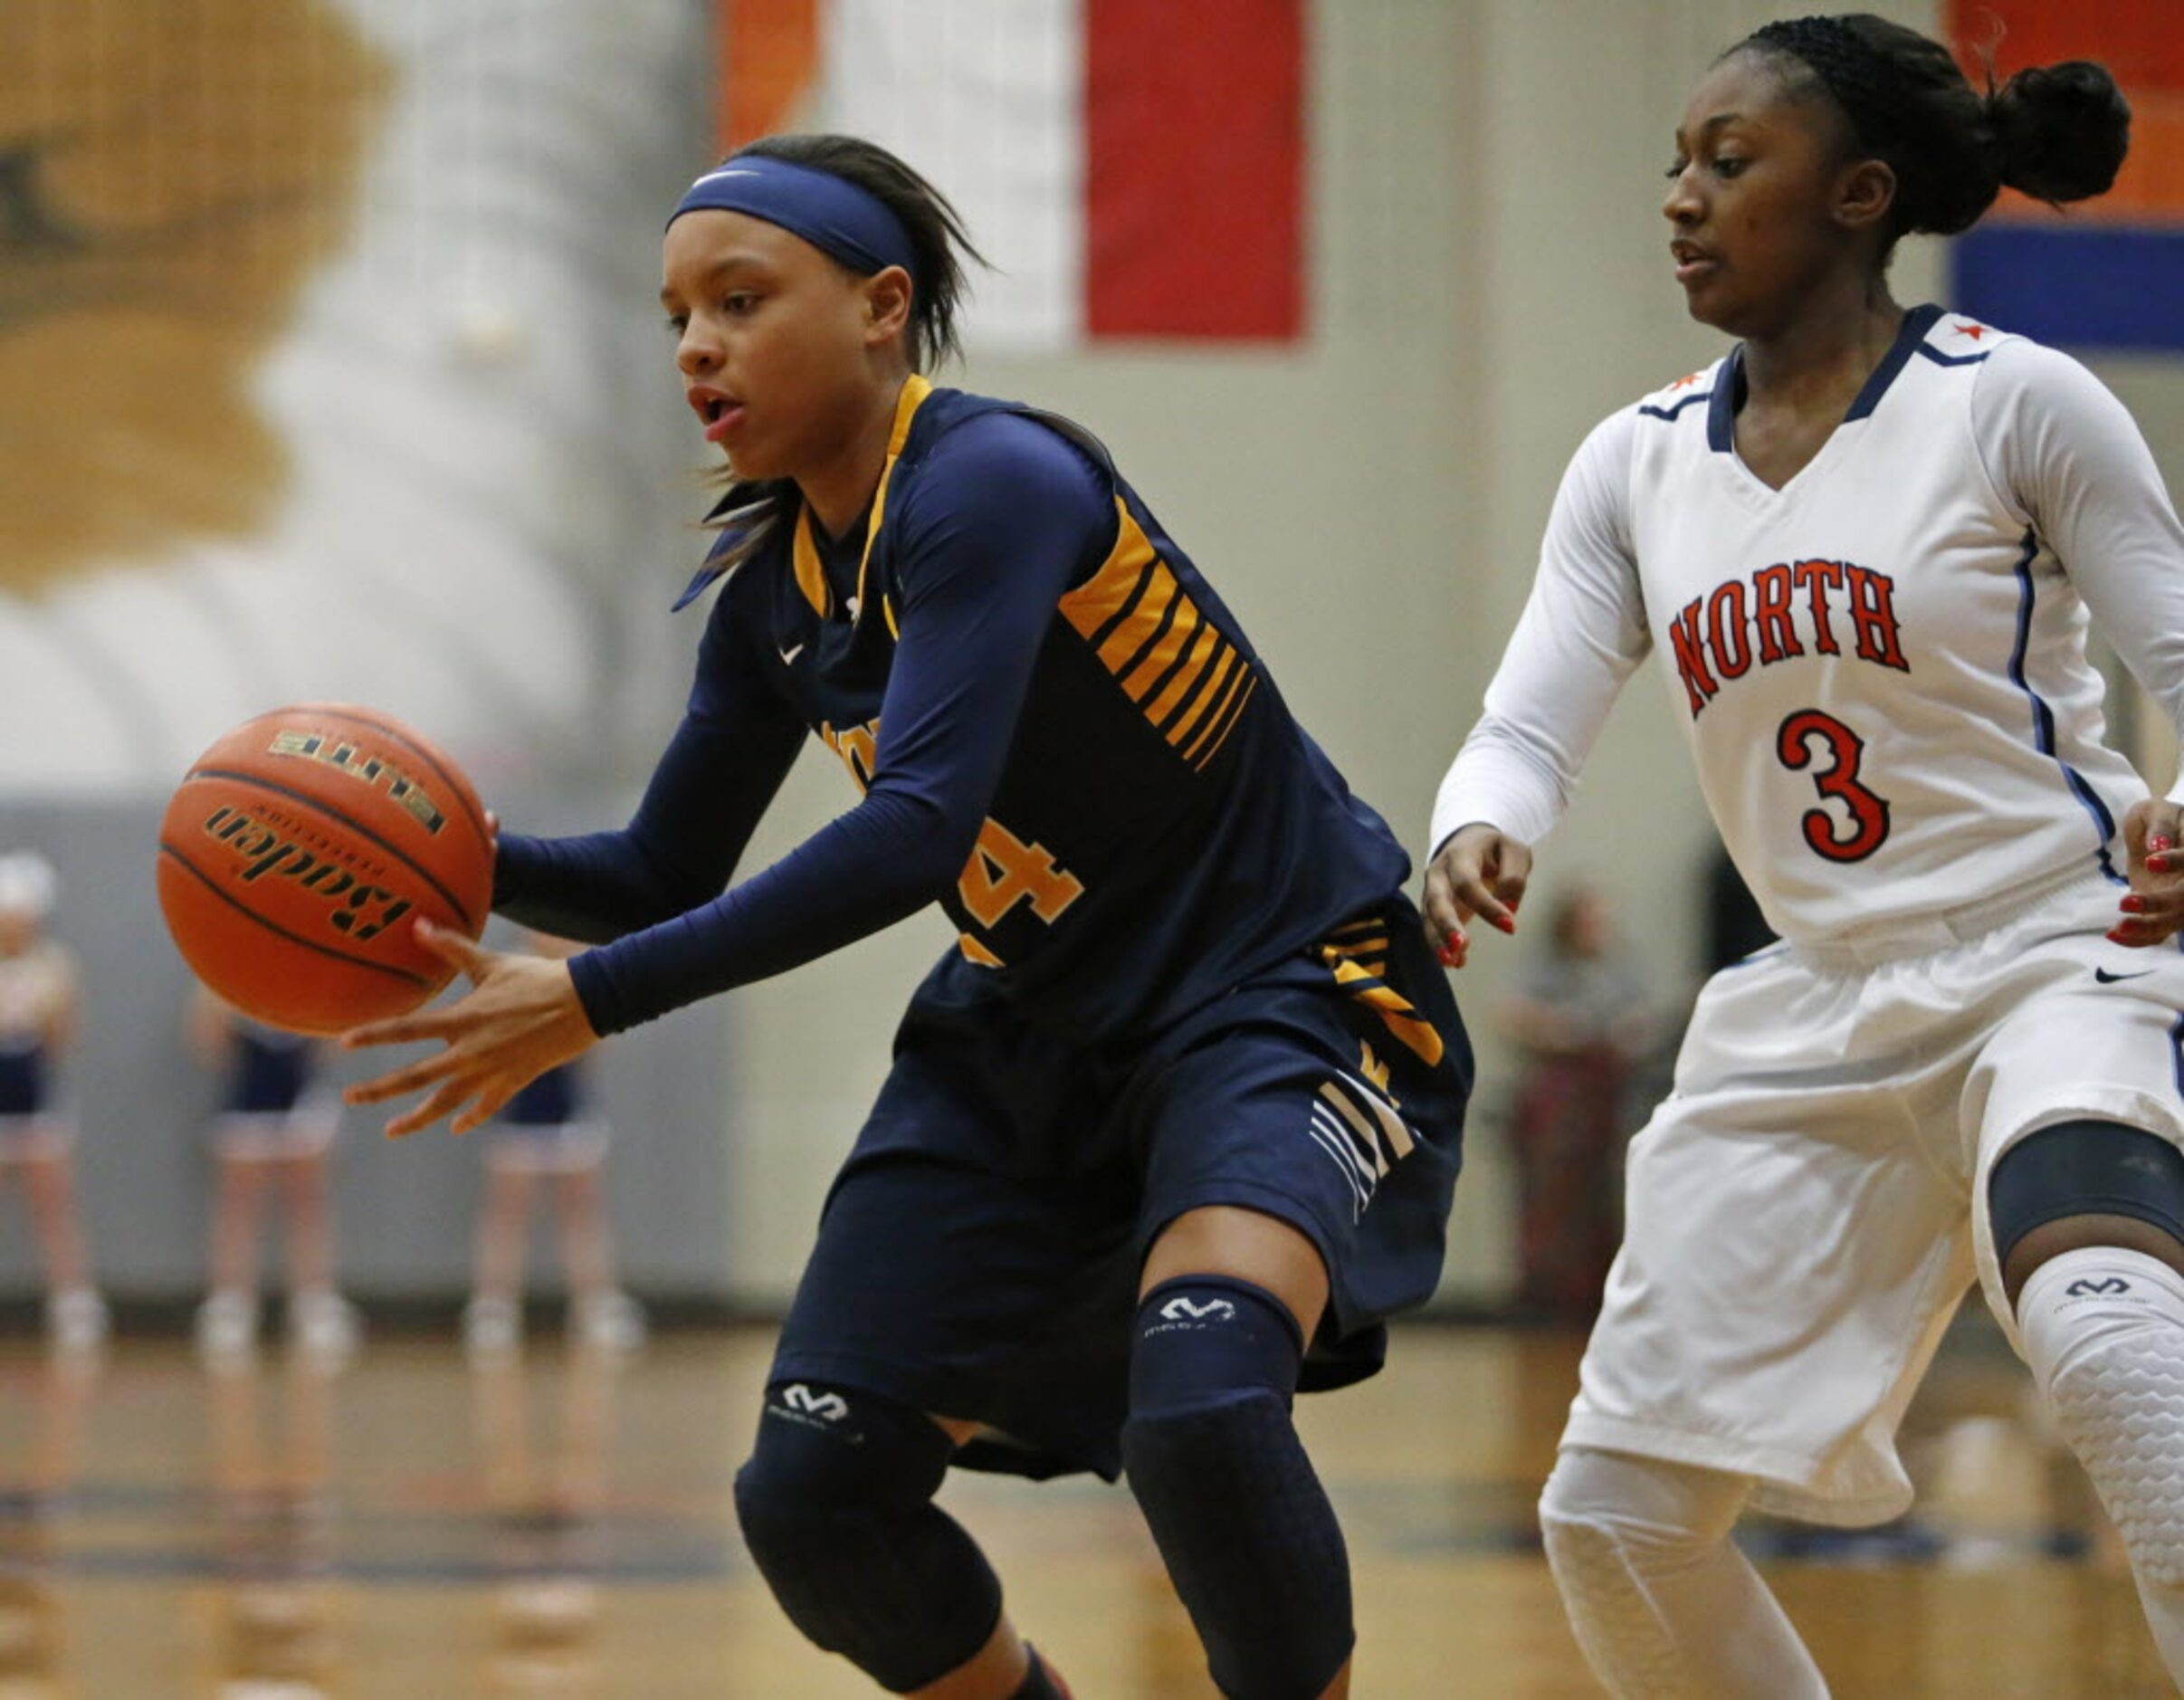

{"left": 157, "top": 844, "right": 434, "bottom": 988}
{"left": 282, "top": 704, "right": 493, "bottom": 847}
{"left": 186, "top": 766, "right": 482, "bottom": 932}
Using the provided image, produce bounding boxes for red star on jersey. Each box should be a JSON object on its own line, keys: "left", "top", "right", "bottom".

{"left": 1953, "top": 320, "right": 1988, "bottom": 340}
{"left": 1670, "top": 371, "right": 1702, "bottom": 390}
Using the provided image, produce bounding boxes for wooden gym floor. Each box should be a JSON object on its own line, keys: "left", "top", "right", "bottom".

{"left": 0, "top": 1319, "right": 2167, "bottom": 1697}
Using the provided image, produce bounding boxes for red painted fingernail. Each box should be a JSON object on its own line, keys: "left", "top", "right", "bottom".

{"left": 2123, "top": 895, "right": 2149, "bottom": 914}
{"left": 2151, "top": 836, "right": 2175, "bottom": 853}
{"left": 1494, "top": 914, "right": 1517, "bottom": 934}
{"left": 1435, "top": 945, "right": 1458, "bottom": 968}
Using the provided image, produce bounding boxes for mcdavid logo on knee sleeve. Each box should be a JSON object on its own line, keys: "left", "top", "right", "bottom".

{"left": 769, "top": 1383, "right": 855, "bottom": 1434}
{"left": 2066, "top": 1277, "right": 2132, "bottom": 1297}
{"left": 1159, "top": 1296, "right": 1237, "bottom": 1324}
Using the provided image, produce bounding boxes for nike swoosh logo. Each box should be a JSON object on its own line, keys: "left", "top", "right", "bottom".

{"left": 778, "top": 643, "right": 804, "bottom": 666}
{"left": 2095, "top": 968, "right": 2153, "bottom": 984}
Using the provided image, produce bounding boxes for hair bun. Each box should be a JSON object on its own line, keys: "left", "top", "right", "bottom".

{"left": 1992, "top": 61, "right": 2131, "bottom": 205}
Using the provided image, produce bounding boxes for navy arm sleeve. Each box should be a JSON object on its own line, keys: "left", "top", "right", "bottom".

{"left": 492, "top": 572, "right": 807, "bottom": 944}
{"left": 569, "top": 414, "right": 1112, "bottom": 1035}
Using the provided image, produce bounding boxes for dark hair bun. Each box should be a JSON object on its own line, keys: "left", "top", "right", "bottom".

{"left": 1992, "top": 60, "right": 2131, "bottom": 205}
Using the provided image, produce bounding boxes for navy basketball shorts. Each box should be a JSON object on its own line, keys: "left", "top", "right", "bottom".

{"left": 766, "top": 898, "right": 1471, "bottom": 1480}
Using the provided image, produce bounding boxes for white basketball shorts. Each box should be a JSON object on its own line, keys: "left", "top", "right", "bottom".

{"left": 1563, "top": 866, "right": 2184, "bottom": 1526}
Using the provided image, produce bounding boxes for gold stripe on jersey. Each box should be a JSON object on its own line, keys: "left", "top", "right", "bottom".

{"left": 1321, "top": 933, "right": 1390, "bottom": 958}
{"left": 1142, "top": 619, "right": 1217, "bottom": 726}
{"left": 1121, "top": 597, "right": 1203, "bottom": 702}
{"left": 789, "top": 375, "right": 934, "bottom": 621}
{"left": 1317, "top": 1077, "right": 1416, "bottom": 1171}
{"left": 1059, "top": 499, "right": 1255, "bottom": 757}
{"left": 1190, "top": 676, "right": 1258, "bottom": 770}
{"left": 790, "top": 508, "right": 830, "bottom": 617}
{"left": 1165, "top": 646, "right": 1238, "bottom": 747}
{"left": 1318, "top": 944, "right": 1445, "bottom": 1066}
{"left": 958, "top": 932, "right": 1003, "bottom": 967}
{"left": 1182, "top": 664, "right": 1254, "bottom": 766}
{"left": 1058, "top": 501, "right": 1162, "bottom": 654}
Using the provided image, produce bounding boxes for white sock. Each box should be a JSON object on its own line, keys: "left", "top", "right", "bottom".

{"left": 2018, "top": 1246, "right": 2184, "bottom": 1680}
{"left": 1539, "top": 1447, "right": 1829, "bottom": 1699}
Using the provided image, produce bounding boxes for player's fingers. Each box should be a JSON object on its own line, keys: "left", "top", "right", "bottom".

{"left": 2143, "top": 823, "right": 2184, "bottom": 883}
{"left": 1421, "top": 865, "right": 1465, "bottom": 940}
{"left": 450, "top": 1077, "right": 520, "bottom": 1137}
{"left": 413, "top": 918, "right": 491, "bottom": 978}
{"left": 2116, "top": 891, "right": 2184, "bottom": 939}
{"left": 345, "top": 1049, "right": 464, "bottom": 1105}
{"left": 340, "top": 1010, "right": 459, "bottom": 1051}
{"left": 1461, "top": 868, "right": 1518, "bottom": 934}
{"left": 384, "top": 1077, "right": 474, "bottom": 1140}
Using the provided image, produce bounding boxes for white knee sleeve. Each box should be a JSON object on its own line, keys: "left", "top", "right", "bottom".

{"left": 2018, "top": 1246, "right": 2184, "bottom": 1678}
{"left": 1539, "top": 1447, "right": 1826, "bottom": 1700}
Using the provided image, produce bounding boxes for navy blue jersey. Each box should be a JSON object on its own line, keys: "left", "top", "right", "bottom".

{"left": 0, "top": 1042, "right": 43, "bottom": 1117}
{"left": 501, "top": 1063, "right": 584, "bottom": 1127}
{"left": 227, "top": 1021, "right": 316, "bottom": 1115}
{"left": 499, "top": 378, "right": 1421, "bottom": 1053}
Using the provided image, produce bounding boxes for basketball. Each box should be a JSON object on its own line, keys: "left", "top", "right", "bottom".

{"left": 157, "top": 704, "right": 494, "bottom": 1036}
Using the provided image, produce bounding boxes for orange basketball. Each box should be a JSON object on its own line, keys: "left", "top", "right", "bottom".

{"left": 156, "top": 704, "right": 494, "bottom": 1035}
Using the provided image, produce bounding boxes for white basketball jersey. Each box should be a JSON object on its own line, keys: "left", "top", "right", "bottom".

{"left": 1432, "top": 305, "right": 2184, "bottom": 948}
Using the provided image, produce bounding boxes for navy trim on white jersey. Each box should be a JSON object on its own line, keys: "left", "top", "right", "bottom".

{"left": 2008, "top": 528, "right": 2124, "bottom": 884}
{"left": 1639, "top": 389, "right": 1712, "bottom": 425}
{"left": 1843, "top": 305, "right": 1944, "bottom": 422}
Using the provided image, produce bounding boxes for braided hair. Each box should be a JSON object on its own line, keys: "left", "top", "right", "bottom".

{"left": 1736, "top": 14, "right": 2130, "bottom": 251}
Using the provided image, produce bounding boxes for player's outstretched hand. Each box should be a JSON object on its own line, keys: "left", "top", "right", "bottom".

{"left": 1423, "top": 823, "right": 1531, "bottom": 969}
{"left": 340, "top": 920, "right": 596, "bottom": 1137}
{"left": 2112, "top": 798, "right": 2184, "bottom": 949}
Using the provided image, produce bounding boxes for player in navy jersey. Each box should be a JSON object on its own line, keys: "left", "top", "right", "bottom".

{"left": 463, "top": 931, "right": 644, "bottom": 1361}
{"left": 344, "top": 134, "right": 1470, "bottom": 1698}
{"left": 188, "top": 987, "right": 358, "bottom": 1365}
{"left": 1428, "top": 15, "right": 2184, "bottom": 1693}
{"left": 0, "top": 854, "right": 103, "bottom": 1353}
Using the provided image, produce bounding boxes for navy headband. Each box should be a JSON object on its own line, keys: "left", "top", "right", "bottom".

{"left": 668, "top": 156, "right": 917, "bottom": 280}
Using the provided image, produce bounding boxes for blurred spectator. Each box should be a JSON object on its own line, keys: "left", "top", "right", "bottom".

{"left": 462, "top": 933, "right": 644, "bottom": 1361}
{"left": 187, "top": 988, "right": 358, "bottom": 1366}
{"left": 1498, "top": 885, "right": 1660, "bottom": 1323}
{"left": 0, "top": 853, "right": 105, "bottom": 1352}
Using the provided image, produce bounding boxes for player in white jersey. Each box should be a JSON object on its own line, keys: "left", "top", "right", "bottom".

{"left": 1426, "top": 14, "right": 2184, "bottom": 1695}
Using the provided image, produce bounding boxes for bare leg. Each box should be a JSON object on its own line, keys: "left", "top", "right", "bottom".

{"left": 910, "top": 1617, "right": 1032, "bottom": 1700}
{"left": 553, "top": 1165, "right": 614, "bottom": 1302}
{"left": 279, "top": 1148, "right": 337, "bottom": 1298}
{"left": 207, "top": 1151, "right": 269, "bottom": 1299}
{"left": 474, "top": 1161, "right": 533, "bottom": 1304}
{"left": 21, "top": 1143, "right": 92, "bottom": 1295}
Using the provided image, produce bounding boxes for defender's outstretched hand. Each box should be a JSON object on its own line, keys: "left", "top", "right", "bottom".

{"left": 1422, "top": 823, "right": 1532, "bottom": 969}
{"left": 342, "top": 920, "right": 596, "bottom": 1137}
{"left": 2112, "top": 799, "right": 2184, "bottom": 949}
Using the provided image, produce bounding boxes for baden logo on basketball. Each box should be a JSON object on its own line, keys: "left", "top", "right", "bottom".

{"left": 198, "top": 806, "right": 414, "bottom": 943}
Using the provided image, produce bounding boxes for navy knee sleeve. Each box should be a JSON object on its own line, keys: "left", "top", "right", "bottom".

{"left": 1989, "top": 1120, "right": 2184, "bottom": 1268}
{"left": 733, "top": 1381, "right": 1001, "bottom": 1693}
{"left": 1121, "top": 1276, "right": 1353, "bottom": 1700}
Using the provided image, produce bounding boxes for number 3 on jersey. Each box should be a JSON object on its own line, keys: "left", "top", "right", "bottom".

{"left": 1777, "top": 709, "right": 1891, "bottom": 863}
